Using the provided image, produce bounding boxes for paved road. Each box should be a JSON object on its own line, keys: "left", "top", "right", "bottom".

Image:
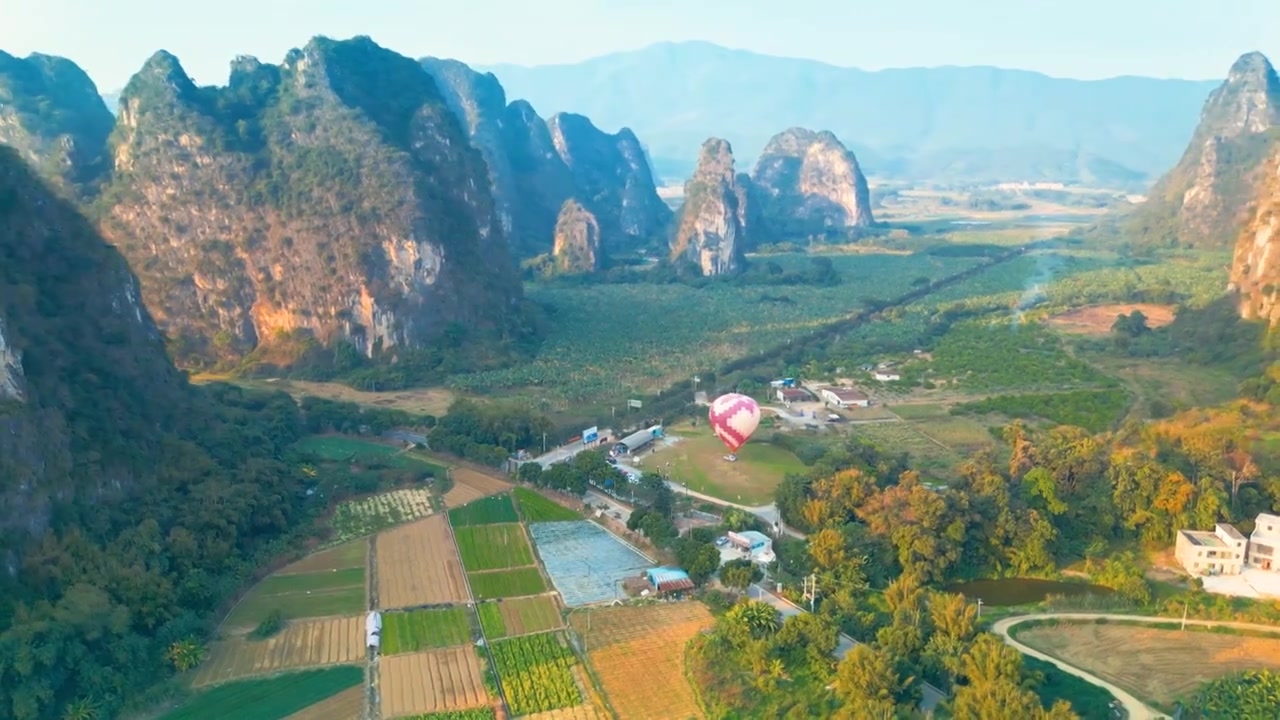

{"left": 749, "top": 584, "right": 947, "bottom": 714}
{"left": 992, "top": 613, "right": 1280, "bottom": 720}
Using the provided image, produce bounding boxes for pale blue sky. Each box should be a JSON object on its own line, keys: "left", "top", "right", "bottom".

{"left": 3, "top": 0, "right": 1276, "bottom": 91}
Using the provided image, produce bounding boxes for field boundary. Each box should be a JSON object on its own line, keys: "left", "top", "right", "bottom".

{"left": 366, "top": 534, "right": 379, "bottom": 720}
{"left": 442, "top": 504, "right": 511, "bottom": 718}
{"left": 993, "top": 612, "right": 1280, "bottom": 720}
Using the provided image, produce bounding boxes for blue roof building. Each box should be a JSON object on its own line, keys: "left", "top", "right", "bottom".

{"left": 646, "top": 567, "right": 695, "bottom": 593}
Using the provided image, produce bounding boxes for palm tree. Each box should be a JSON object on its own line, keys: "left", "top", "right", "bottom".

{"left": 166, "top": 637, "right": 206, "bottom": 672}
{"left": 62, "top": 698, "right": 99, "bottom": 720}
{"left": 729, "top": 600, "right": 780, "bottom": 639}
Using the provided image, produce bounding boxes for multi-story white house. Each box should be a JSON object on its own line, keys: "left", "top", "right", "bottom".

{"left": 1175, "top": 514, "right": 1280, "bottom": 576}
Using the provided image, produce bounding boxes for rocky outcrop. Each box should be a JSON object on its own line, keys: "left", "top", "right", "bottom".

{"left": 0, "top": 51, "right": 114, "bottom": 198}
{"left": 670, "top": 138, "right": 748, "bottom": 276}
{"left": 751, "top": 127, "right": 874, "bottom": 238}
{"left": 552, "top": 199, "right": 601, "bottom": 273}
{"left": 547, "top": 112, "right": 672, "bottom": 252}
{"left": 1229, "top": 148, "right": 1280, "bottom": 326}
{"left": 0, "top": 145, "right": 187, "bottom": 536}
{"left": 99, "top": 37, "right": 524, "bottom": 362}
{"left": 1128, "top": 52, "right": 1280, "bottom": 249}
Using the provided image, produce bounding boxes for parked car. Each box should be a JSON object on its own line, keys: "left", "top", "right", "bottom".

{"left": 715, "top": 536, "right": 729, "bottom": 547}
{"left": 606, "top": 456, "right": 618, "bottom": 465}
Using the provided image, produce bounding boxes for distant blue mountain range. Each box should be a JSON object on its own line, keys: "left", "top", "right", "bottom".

{"left": 482, "top": 41, "right": 1220, "bottom": 187}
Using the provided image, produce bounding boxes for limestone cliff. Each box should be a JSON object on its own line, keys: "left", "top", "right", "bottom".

{"left": 0, "top": 145, "right": 186, "bottom": 537}
{"left": 420, "top": 58, "right": 575, "bottom": 258}
{"left": 1229, "top": 148, "right": 1280, "bottom": 326}
{"left": 547, "top": 112, "right": 672, "bottom": 252}
{"left": 670, "top": 138, "right": 748, "bottom": 276}
{"left": 751, "top": 127, "right": 874, "bottom": 238}
{"left": 552, "top": 199, "right": 601, "bottom": 273}
{"left": 0, "top": 51, "right": 114, "bottom": 198}
{"left": 1128, "top": 52, "right": 1280, "bottom": 249}
{"left": 99, "top": 37, "right": 523, "bottom": 362}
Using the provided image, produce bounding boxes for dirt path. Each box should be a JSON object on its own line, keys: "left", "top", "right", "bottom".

{"left": 992, "top": 613, "right": 1280, "bottom": 720}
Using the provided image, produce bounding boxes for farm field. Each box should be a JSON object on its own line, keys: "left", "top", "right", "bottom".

{"left": 377, "top": 516, "right": 470, "bottom": 609}
{"left": 447, "top": 493, "right": 519, "bottom": 526}
{"left": 161, "top": 666, "right": 363, "bottom": 720}
{"left": 446, "top": 251, "right": 988, "bottom": 405}
{"left": 443, "top": 467, "right": 513, "bottom": 508}
{"left": 195, "top": 615, "right": 364, "bottom": 686}
{"left": 850, "top": 421, "right": 965, "bottom": 479}
{"left": 1016, "top": 621, "right": 1280, "bottom": 708}
{"left": 490, "top": 632, "right": 584, "bottom": 716}
{"left": 382, "top": 607, "right": 473, "bottom": 654}
{"left": 468, "top": 568, "right": 549, "bottom": 600}
{"left": 329, "top": 487, "right": 437, "bottom": 544}
{"left": 191, "top": 375, "right": 458, "bottom": 416}
{"left": 529, "top": 522, "right": 652, "bottom": 606}
{"left": 649, "top": 426, "right": 806, "bottom": 505}
{"left": 1045, "top": 303, "right": 1176, "bottom": 335}
{"left": 477, "top": 595, "right": 563, "bottom": 639}
{"left": 282, "top": 687, "right": 364, "bottom": 720}
{"left": 1079, "top": 353, "right": 1241, "bottom": 419}
{"left": 569, "top": 602, "right": 714, "bottom": 720}
{"left": 223, "top": 560, "right": 366, "bottom": 633}
{"left": 379, "top": 647, "right": 490, "bottom": 717}
{"left": 521, "top": 706, "right": 608, "bottom": 720}
{"left": 453, "top": 524, "right": 536, "bottom": 571}
{"left": 294, "top": 436, "right": 446, "bottom": 475}
{"left": 514, "top": 487, "right": 582, "bottom": 523}
{"left": 276, "top": 540, "right": 367, "bottom": 575}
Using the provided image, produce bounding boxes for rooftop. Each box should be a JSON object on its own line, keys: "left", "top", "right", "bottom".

{"left": 1254, "top": 513, "right": 1280, "bottom": 539}
{"left": 1181, "top": 530, "right": 1227, "bottom": 548}
{"left": 822, "top": 387, "right": 868, "bottom": 401}
{"left": 1216, "top": 523, "right": 1246, "bottom": 541}
{"left": 736, "top": 531, "right": 772, "bottom": 544}
{"left": 646, "top": 567, "right": 695, "bottom": 592}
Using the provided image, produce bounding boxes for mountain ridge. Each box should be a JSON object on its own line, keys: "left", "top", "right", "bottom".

{"left": 479, "top": 41, "right": 1221, "bottom": 185}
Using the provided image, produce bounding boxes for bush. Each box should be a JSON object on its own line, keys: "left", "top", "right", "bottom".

{"left": 250, "top": 608, "right": 285, "bottom": 640}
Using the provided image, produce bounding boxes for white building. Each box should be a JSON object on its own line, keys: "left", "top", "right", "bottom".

{"left": 820, "top": 387, "right": 870, "bottom": 408}
{"left": 728, "top": 530, "right": 775, "bottom": 564}
{"left": 873, "top": 371, "right": 901, "bottom": 382}
{"left": 1247, "top": 513, "right": 1280, "bottom": 571}
{"left": 366, "top": 611, "right": 382, "bottom": 649}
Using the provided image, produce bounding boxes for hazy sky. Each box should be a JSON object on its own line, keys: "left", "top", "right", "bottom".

{"left": 3, "top": 0, "right": 1276, "bottom": 91}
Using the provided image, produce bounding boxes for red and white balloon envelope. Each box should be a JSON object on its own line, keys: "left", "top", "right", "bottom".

{"left": 708, "top": 393, "right": 761, "bottom": 461}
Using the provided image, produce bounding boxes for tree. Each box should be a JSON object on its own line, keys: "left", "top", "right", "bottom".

{"left": 516, "top": 461, "right": 542, "bottom": 485}
{"left": 949, "top": 635, "right": 1058, "bottom": 720}
{"left": 165, "top": 637, "right": 206, "bottom": 672}
{"left": 725, "top": 601, "right": 780, "bottom": 640}
{"left": 833, "top": 645, "right": 913, "bottom": 719}
{"left": 720, "top": 559, "right": 762, "bottom": 591}
{"left": 675, "top": 538, "right": 722, "bottom": 585}
{"left": 1187, "top": 669, "right": 1280, "bottom": 719}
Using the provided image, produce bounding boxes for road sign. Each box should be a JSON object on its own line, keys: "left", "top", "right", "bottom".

{"left": 627, "top": 399, "right": 642, "bottom": 409}
{"left": 582, "top": 426, "right": 599, "bottom": 444}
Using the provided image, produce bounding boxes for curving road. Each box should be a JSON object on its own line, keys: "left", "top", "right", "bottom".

{"left": 992, "top": 613, "right": 1280, "bottom": 720}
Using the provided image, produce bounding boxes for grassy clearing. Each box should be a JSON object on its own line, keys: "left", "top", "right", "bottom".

{"left": 160, "top": 666, "right": 363, "bottom": 720}
{"left": 649, "top": 426, "right": 806, "bottom": 505}
{"left": 1078, "top": 352, "right": 1241, "bottom": 419}
{"left": 277, "top": 540, "right": 367, "bottom": 575}
{"left": 382, "top": 608, "right": 473, "bottom": 654}
{"left": 447, "top": 493, "right": 519, "bottom": 527}
{"left": 467, "top": 568, "right": 548, "bottom": 601}
{"left": 223, "top": 561, "right": 366, "bottom": 632}
{"left": 253, "top": 567, "right": 364, "bottom": 595}
{"left": 293, "top": 436, "right": 445, "bottom": 475}
{"left": 851, "top": 422, "right": 962, "bottom": 479}
{"left": 513, "top": 488, "right": 581, "bottom": 523}
{"left": 886, "top": 403, "right": 950, "bottom": 420}
{"left": 454, "top": 524, "right": 535, "bottom": 571}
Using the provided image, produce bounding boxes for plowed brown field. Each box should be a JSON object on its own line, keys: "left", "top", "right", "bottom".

{"left": 570, "top": 603, "right": 714, "bottom": 719}
{"left": 444, "top": 467, "right": 512, "bottom": 508}
{"left": 379, "top": 647, "right": 489, "bottom": 717}
{"left": 194, "top": 615, "right": 364, "bottom": 687}
{"left": 282, "top": 686, "right": 364, "bottom": 720}
{"left": 377, "top": 515, "right": 469, "bottom": 609}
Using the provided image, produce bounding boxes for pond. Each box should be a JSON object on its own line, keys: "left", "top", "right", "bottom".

{"left": 944, "top": 578, "right": 1113, "bottom": 607}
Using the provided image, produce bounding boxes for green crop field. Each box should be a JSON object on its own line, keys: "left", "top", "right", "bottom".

{"left": 160, "top": 667, "right": 363, "bottom": 720}
{"left": 223, "top": 563, "right": 365, "bottom": 632}
{"left": 401, "top": 709, "right": 496, "bottom": 719}
{"left": 651, "top": 425, "right": 807, "bottom": 505}
{"left": 454, "top": 524, "right": 535, "bottom": 571}
{"left": 445, "top": 251, "right": 986, "bottom": 405}
{"left": 447, "top": 493, "right": 520, "bottom": 526}
{"left": 513, "top": 488, "right": 581, "bottom": 523}
{"left": 476, "top": 596, "right": 562, "bottom": 639}
{"left": 490, "top": 632, "right": 583, "bottom": 716}
{"left": 293, "top": 435, "right": 447, "bottom": 476}
{"left": 382, "top": 607, "right": 473, "bottom": 654}
{"left": 467, "top": 568, "right": 548, "bottom": 600}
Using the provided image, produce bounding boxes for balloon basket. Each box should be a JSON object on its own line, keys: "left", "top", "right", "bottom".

{"left": 723, "top": 454, "right": 738, "bottom": 462}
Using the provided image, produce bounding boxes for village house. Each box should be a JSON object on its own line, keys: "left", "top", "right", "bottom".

{"left": 1175, "top": 514, "right": 1280, "bottom": 576}
{"left": 776, "top": 387, "right": 811, "bottom": 405}
{"left": 819, "top": 387, "right": 870, "bottom": 408}
{"left": 873, "top": 370, "right": 902, "bottom": 382}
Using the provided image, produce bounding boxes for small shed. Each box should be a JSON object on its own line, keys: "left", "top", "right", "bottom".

{"left": 366, "top": 611, "right": 382, "bottom": 649}
{"left": 646, "top": 567, "right": 695, "bottom": 593}
{"left": 614, "top": 425, "right": 662, "bottom": 455}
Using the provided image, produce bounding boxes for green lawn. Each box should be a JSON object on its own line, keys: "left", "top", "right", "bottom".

{"left": 447, "top": 493, "right": 519, "bottom": 526}
{"left": 293, "top": 435, "right": 447, "bottom": 476}
{"left": 382, "top": 607, "right": 473, "bottom": 654}
{"left": 253, "top": 567, "right": 365, "bottom": 595}
{"left": 887, "top": 403, "right": 950, "bottom": 420}
{"left": 160, "top": 667, "right": 363, "bottom": 720}
{"left": 223, "top": 566, "right": 366, "bottom": 632}
{"left": 467, "top": 568, "right": 548, "bottom": 600}
{"left": 650, "top": 427, "right": 807, "bottom": 505}
{"left": 513, "top": 488, "right": 581, "bottom": 523}
{"left": 453, "top": 524, "right": 534, "bottom": 571}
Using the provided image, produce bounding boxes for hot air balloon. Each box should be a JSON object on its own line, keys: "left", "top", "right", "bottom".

{"left": 708, "top": 393, "right": 761, "bottom": 461}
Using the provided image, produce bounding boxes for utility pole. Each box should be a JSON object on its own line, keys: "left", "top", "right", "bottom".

{"left": 802, "top": 574, "right": 818, "bottom": 613}
{"left": 542, "top": 433, "right": 547, "bottom": 454}
{"left": 1181, "top": 601, "right": 1188, "bottom": 631}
